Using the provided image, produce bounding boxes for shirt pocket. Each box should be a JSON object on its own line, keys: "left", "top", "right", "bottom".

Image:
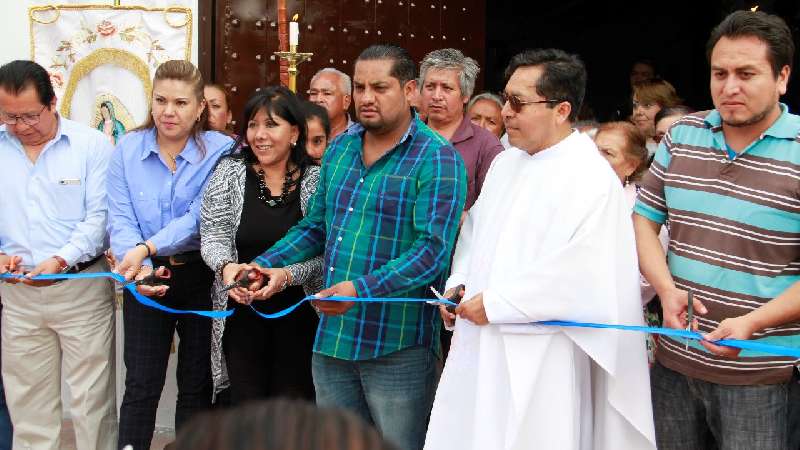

{"left": 376, "top": 174, "right": 418, "bottom": 223}
{"left": 132, "top": 191, "right": 160, "bottom": 231}
{"left": 174, "top": 182, "right": 202, "bottom": 216}
{"left": 50, "top": 181, "right": 86, "bottom": 221}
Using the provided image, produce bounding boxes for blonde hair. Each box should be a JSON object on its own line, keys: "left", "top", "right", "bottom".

{"left": 135, "top": 60, "right": 207, "bottom": 154}
{"left": 632, "top": 78, "right": 682, "bottom": 108}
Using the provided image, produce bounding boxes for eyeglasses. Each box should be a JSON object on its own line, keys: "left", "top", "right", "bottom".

{"left": 501, "top": 92, "right": 561, "bottom": 113}
{"left": 0, "top": 105, "right": 48, "bottom": 126}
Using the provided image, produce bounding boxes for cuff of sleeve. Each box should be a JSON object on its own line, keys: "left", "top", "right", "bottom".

{"left": 252, "top": 254, "right": 274, "bottom": 269}
{"left": 483, "top": 289, "right": 533, "bottom": 324}
{"left": 286, "top": 265, "right": 302, "bottom": 286}
{"left": 56, "top": 244, "right": 83, "bottom": 267}
{"left": 148, "top": 234, "right": 170, "bottom": 257}
{"left": 353, "top": 276, "right": 373, "bottom": 298}
{"left": 633, "top": 202, "right": 666, "bottom": 224}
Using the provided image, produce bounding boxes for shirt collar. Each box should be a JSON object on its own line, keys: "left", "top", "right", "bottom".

{"left": 140, "top": 127, "right": 202, "bottom": 164}
{"left": 450, "top": 115, "right": 474, "bottom": 144}
{"left": 705, "top": 103, "right": 800, "bottom": 139}
{"left": 345, "top": 109, "right": 419, "bottom": 146}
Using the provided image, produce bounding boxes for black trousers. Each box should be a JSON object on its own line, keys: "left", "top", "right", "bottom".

{"left": 118, "top": 260, "right": 213, "bottom": 450}
{"left": 223, "top": 285, "right": 317, "bottom": 405}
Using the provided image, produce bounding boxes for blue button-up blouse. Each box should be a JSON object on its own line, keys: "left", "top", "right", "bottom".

{"left": 107, "top": 127, "right": 233, "bottom": 267}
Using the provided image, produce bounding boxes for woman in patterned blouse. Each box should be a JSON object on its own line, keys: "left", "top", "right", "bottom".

{"left": 200, "top": 86, "right": 322, "bottom": 404}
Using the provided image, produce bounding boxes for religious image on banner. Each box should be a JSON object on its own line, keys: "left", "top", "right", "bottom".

{"left": 29, "top": 5, "right": 192, "bottom": 131}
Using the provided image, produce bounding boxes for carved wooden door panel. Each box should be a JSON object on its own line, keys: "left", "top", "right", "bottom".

{"left": 206, "top": 0, "right": 486, "bottom": 124}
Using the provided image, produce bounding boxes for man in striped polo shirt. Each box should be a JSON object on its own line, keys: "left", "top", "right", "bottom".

{"left": 634, "top": 10, "right": 799, "bottom": 450}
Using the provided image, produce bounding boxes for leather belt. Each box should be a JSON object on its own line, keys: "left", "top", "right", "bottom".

{"left": 66, "top": 254, "right": 104, "bottom": 274}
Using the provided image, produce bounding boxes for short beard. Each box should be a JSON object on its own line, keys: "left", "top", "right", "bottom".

{"left": 359, "top": 119, "right": 384, "bottom": 132}
{"left": 722, "top": 105, "right": 772, "bottom": 128}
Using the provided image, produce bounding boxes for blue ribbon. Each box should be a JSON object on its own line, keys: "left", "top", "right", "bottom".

{"left": 0, "top": 272, "right": 233, "bottom": 319}
{"left": 2, "top": 272, "right": 799, "bottom": 359}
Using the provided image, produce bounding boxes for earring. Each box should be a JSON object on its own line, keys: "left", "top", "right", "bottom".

{"left": 291, "top": 141, "right": 296, "bottom": 147}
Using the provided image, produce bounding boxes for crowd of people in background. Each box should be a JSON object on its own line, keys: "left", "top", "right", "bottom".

{"left": 0, "top": 8, "right": 799, "bottom": 450}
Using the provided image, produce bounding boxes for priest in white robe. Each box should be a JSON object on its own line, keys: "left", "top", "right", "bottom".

{"left": 425, "top": 49, "right": 656, "bottom": 450}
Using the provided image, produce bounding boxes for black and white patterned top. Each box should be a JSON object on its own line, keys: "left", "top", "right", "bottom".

{"left": 200, "top": 156, "right": 322, "bottom": 395}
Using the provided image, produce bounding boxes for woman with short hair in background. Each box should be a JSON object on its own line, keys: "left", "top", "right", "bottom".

{"left": 631, "top": 78, "right": 682, "bottom": 157}
{"left": 204, "top": 83, "right": 234, "bottom": 134}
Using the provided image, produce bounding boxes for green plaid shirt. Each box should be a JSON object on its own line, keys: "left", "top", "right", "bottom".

{"left": 254, "top": 115, "right": 466, "bottom": 360}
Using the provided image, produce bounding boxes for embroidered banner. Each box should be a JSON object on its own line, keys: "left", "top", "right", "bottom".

{"left": 29, "top": 4, "right": 192, "bottom": 142}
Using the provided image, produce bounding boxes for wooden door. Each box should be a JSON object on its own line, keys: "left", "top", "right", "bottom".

{"left": 200, "top": 0, "right": 486, "bottom": 126}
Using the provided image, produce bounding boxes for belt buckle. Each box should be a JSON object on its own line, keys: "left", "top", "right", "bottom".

{"left": 168, "top": 255, "right": 185, "bottom": 266}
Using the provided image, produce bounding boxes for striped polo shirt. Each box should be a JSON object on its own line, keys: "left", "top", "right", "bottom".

{"left": 634, "top": 104, "right": 800, "bottom": 385}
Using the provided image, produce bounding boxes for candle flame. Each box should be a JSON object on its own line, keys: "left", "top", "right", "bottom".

{"left": 292, "top": 13, "right": 299, "bottom": 21}
{"left": 750, "top": 5, "right": 759, "bottom": 11}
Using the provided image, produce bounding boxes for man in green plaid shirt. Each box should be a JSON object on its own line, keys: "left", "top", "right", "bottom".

{"left": 251, "top": 45, "right": 466, "bottom": 450}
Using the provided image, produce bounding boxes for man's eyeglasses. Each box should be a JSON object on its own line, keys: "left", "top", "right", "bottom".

{"left": 0, "top": 105, "right": 47, "bottom": 126}
{"left": 501, "top": 93, "right": 561, "bottom": 113}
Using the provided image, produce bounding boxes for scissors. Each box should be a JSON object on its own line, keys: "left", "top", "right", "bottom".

{"left": 685, "top": 289, "right": 694, "bottom": 350}
{"left": 429, "top": 284, "right": 465, "bottom": 313}
{"left": 217, "top": 269, "right": 265, "bottom": 295}
{"left": 131, "top": 266, "right": 172, "bottom": 287}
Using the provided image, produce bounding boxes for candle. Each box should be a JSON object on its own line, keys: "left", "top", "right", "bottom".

{"left": 290, "top": 15, "right": 299, "bottom": 46}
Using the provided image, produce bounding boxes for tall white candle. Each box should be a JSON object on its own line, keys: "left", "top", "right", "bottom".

{"left": 289, "top": 21, "right": 299, "bottom": 46}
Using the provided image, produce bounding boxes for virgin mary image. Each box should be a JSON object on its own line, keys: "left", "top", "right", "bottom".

{"left": 96, "top": 100, "right": 126, "bottom": 145}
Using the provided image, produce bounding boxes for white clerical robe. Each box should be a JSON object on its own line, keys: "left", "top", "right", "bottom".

{"left": 425, "top": 131, "right": 656, "bottom": 450}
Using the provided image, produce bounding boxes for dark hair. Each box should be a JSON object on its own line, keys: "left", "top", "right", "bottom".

{"left": 134, "top": 60, "right": 208, "bottom": 154}
{"left": 630, "top": 59, "right": 658, "bottom": 76}
{"left": 707, "top": 10, "right": 794, "bottom": 77}
{"left": 303, "top": 100, "right": 331, "bottom": 139}
{"left": 503, "top": 48, "right": 586, "bottom": 122}
{"left": 355, "top": 45, "right": 417, "bottom": 85}
{"left": 654, "top": 105, "right": 694, "bottom": 125}
{"left": 232, "top": 86, "right": 310, "bottom": 170}
{"left": 596, "top": 121, "right": 649, "bottom": 182}
{"left": 0, "top": 60, "right": 55, "bottom": 106}
{"left": 174, "top": 398, "right": 399, "bottom": 450}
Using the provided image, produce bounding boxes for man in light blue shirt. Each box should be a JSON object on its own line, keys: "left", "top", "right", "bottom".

{"left": 0, "top": 60, "right": 117, "bottom": 450}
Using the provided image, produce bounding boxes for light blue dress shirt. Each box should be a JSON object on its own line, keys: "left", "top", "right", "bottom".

{"left": 0, "top": 117, "right": 113, "bottom": 266}
{"left": 107, "top": 128, "right": 233, "bottom": 267}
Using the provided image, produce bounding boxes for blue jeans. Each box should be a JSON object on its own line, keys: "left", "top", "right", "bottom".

{"left": 312, "top": 345, "right": 437, "bottom": 450}
{"left": 788, "top": 369, "right": 800, "bottom": 450}
{"left": 652, "top": 362, "right": 790, "bottom": 450}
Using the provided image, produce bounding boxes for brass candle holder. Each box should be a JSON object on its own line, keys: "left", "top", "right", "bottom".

{"left": 274, "top": 45, "right": 313, "bottom": 93}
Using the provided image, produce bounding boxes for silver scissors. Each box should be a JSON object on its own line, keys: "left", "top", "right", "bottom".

{"left": 429, "top": 285, "right": 465, "bottom": 313}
